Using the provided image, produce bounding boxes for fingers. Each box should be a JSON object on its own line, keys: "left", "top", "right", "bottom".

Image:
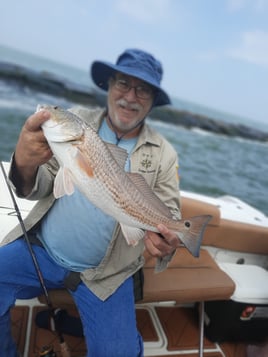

{"left": 14, "top": 110, "right": 52, "bottom": 170}
{"left": 144, "top": 224, "right": 182, "bottom": 258}
{"left": 11, "top": 110, "right": 53, "bottom": 195}
{"left": 24, "top": 109, "right": 51, "bottom": 132}
{"left": 143, "top": 233, "right": 164, "bottom": 257}
{"left": 144, "top": 231, "right": 177, "bottom": 257}
{"left": 157, "top": 224, "right": 181, "bottom": 247}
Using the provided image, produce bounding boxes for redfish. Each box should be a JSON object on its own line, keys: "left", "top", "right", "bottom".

{"left": 39, "top": 105, "right": 212, "bottom": 269}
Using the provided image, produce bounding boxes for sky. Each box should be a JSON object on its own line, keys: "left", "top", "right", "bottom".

{"left": 0, "top": 0, "right": 268, "bottom": 125}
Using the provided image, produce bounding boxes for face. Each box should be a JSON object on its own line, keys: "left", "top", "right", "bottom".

{"left": 107, "top": 72, "right": 154, "bottom": 138}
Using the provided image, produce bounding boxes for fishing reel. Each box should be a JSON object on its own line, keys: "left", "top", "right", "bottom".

{"left": 38, "top": 345, "right": 57, "bottom": 357}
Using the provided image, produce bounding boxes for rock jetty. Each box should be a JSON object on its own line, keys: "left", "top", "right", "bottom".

{"left": 0, "top": 62, "right": 267, "bottom": 142}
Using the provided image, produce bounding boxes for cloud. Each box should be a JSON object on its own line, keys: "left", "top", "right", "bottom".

{"left": 228, "top": 30, "right": 268, "bottom": 67}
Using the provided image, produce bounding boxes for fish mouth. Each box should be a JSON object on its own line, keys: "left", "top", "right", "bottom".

{"left": 36, "top": 104, "right": 59, "bottom": 129}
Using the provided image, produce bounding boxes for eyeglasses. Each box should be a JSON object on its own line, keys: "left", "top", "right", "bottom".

{"left": 113, "top": 78, "right": 154, "bottom": 100}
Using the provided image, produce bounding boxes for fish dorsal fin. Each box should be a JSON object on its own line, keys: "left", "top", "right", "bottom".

{"left": 127, "top": 173, "right": 173, "bottom": 218}
{"left": 120, "top": 224, "right": 145, "bottom": 246}
{"left": 106, "top": 143, "right": 128, "bottom": 170}
{"left": 54, "top": 167, "right": 75, "bottom": 198}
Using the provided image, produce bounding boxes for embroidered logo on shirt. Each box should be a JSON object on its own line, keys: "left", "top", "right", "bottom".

{"left": 141, "top": 158, "right": 152, "bottom": 169}
{"left": 139, "top": 153, "right": 155, "bottom": 173}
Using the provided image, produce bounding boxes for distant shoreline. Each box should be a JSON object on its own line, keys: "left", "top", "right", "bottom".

{"left": 0, "top": 61, "right": 267, "bottom": 142}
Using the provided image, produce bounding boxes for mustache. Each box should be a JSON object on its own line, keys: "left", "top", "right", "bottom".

{"left": 116, "top": 99, "right": 142, "bottom": 111}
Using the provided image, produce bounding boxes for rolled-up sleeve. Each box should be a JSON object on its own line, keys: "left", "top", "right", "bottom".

{"left": 8, "top": 155, "right": 58, "bottom": 200}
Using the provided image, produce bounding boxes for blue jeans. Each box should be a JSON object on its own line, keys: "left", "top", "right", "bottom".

{"left": 0, "top": 238, "right": 143, "bottom": 357}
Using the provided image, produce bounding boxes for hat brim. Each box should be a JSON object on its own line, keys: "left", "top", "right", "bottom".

{"left": 91, "top": 61, "right": 171, "bottom": 106}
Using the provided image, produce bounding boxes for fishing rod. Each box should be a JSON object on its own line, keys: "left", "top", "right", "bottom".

{"left": 0, "top": 161, "right": 71, "bottom": 357}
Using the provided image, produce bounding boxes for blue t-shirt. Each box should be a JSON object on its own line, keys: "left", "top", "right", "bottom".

{"left": 37, "top": 119, "right": 138, "bottom": 271}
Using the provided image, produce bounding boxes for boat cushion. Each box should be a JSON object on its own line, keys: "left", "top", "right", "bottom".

{"left": 141, "top": 248, "right": 235, "bottom": 303}
{"left": 203, "top": 220, "right": 268, "bottom": 254}
{"left": 181, "top": 196, "right": 268, "bottom": 255}
{"left": 181, "top": 197, "right": 220, "bottom": 226}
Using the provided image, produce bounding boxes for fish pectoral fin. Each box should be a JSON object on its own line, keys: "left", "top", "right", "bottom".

{"left": 54, "top": 167, "right": 75, "bottom": 198}
{"left": 120, "top": 224, "right": 145, "bottom": 246}
{"left": 75, "top": 148, "right": 94, "bottom": 177}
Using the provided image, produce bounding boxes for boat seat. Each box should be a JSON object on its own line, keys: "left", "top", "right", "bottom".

{"left": 181, "top": 196, "right": 268, "bottom": 254}
{"left": 38, "top": 248, "right": 235, "bottom": 357}
{"left": 203, "top": 219, "right": 268, "bottom": 254}
{"left": 181, "top": 196, "right": 221, "bottom": 227}
{"left": 141, "top": 248, "right": 234, "bottom": 303}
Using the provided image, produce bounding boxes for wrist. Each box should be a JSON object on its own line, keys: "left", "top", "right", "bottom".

{"left": 11, "top": 154, "right": 38, "bottom": 196}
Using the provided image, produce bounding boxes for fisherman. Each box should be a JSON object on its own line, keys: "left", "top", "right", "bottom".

{"left": 0, "top": 49, "right": 181, "bottom": 357}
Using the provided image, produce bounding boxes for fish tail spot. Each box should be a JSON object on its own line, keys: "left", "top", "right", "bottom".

{"left": 184, "top": 220, "right": 191, "bottom": 228}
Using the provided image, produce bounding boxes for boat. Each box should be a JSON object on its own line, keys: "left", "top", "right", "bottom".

{"left": 1, "top": 160, "right": 268, "bottom": 357}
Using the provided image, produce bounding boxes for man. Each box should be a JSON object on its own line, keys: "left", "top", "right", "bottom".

{"left": 0, "top": 49, "right": 181, "bottom": 357}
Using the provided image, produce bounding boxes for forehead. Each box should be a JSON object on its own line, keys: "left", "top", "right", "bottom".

{"left": 115, "top": 72, "right": 151, "bottom": 87}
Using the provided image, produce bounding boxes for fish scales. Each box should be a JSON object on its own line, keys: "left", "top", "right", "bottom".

{"left": 39, "top": 104, "right": 212, "bottom": 261}
{"left": 79, "top": 130, "right": 168, "bottom": 227}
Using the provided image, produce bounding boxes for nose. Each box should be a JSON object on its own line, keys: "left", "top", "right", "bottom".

{"left": 123, "top": 87, "right": 137, "bottom": 101}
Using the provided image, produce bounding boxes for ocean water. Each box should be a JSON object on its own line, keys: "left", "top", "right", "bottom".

{"left": 0, "top": 45, "right": 267, "bottom": 216}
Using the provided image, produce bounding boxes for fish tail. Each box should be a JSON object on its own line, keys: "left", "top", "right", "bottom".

{"left": 178, "top": 215, "right": 212, "bottom": 257}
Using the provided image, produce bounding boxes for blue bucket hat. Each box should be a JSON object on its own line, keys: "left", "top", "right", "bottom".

{"left": 91, "top": 49, "right": 171, "bottom": 106}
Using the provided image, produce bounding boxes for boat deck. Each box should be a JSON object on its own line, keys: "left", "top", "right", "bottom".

{"left": 12, "top": 302, "right": 248, "bottom": 357}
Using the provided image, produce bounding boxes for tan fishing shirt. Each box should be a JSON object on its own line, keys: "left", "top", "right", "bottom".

{"left": 1, "top": 107, "right": 181, "bottom": 300}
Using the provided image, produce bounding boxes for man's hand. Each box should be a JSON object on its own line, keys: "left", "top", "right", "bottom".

{"left": 12, "top": 110, "right": 52, "bottom": 195}
{"left": 15, "top": 110, "right": 52, "bottom": 169}
{"left": 144, "top": 224, "right": 181, "bottom": 258}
